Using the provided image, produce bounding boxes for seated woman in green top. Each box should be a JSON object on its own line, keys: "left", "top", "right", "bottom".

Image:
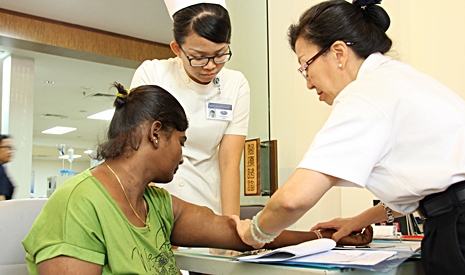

{"left": 23, "top": 83, "right": 372, "bottom": 275}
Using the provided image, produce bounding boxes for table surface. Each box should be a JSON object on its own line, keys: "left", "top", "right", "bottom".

{"left": 174, "top": 246, "right": 425, "bottom": 275}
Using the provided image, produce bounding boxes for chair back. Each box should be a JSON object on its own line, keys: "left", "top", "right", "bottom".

{"left": 240, "top": 204, "right": 264, "bottom": 220}
{"left": 0, "top": 198, "right": 48, "bottom": 275}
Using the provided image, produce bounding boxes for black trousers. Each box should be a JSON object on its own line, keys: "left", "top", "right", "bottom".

{"left": 421, "top": 203, "right": 465, "bottom": 274}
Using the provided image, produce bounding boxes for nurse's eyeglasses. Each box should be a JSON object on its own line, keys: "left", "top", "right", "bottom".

{"left": 298, "top": 41, "right": 354, "bottom": 79}
{"left": 179, "top": 46, "right": 232, "bottom": 67}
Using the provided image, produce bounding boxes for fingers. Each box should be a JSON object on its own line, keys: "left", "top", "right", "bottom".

{"left": 331, "top": 230, "right": 345, "bottom": 243}
{"left": 336, "top": 225, "right": 374, "bottom": 245}
{"left": 230, "top": 214, "right": 240, "bottom": 224}
{"left": 361, "top": 225, "right": 374, "bottom": 243}
{"left": 311, "top": 218, "right": 344, "bottom": 231}
{"left": 311, "top": 221, "right": 333, "bottom": 231}
{"left": 230, "top": 215, "right": 266, "bottom": 249}
{"left": 230, "top": 215, "right": 248, "bottom": 236}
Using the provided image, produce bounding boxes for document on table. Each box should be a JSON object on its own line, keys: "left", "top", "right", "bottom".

{"left": 238, "top": 238, "right": 397, "bottom": 266}
{"left": 287, "top": 250, "right": 397, "bottom": 266}
{"left": 238, "top": 239, "right": 336, "bottom": 263}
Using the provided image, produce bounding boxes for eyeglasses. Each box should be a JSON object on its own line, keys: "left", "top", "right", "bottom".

{"left": 298, "top": 41, "right": 354, "bottom": 79}
{"left": 179, "top": 46, "right": 232, "bottom": 67}
{"left": 0, "top": 146, "right": 15, "bottom": 151}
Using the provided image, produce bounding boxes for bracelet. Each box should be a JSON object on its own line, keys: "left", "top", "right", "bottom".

{"left": 253, "top": 211, "right": 280, "bottom": 240}
{"left": 379, "top": 202, "right": 395, "bottom": 223}
{"left": 313, "top": 230, "right": 323, "bottom": 239}
{"left": 249, "top": 211, "right": 280, "bottom": 244}
{"left": 250, "top": 221, "right": 270, "bottom": 244}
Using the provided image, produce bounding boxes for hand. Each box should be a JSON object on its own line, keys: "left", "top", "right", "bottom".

{"left": 337, "top": 225, "right": 373, "bottom": 245}
{"left": 230, "top": 215, "right": 265, "bottom": 249}
{"left": 311, "top": 217, "right": 373, "bottom": 245}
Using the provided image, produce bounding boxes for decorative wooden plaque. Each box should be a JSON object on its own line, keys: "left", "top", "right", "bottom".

{"left": 244, "top": 138, "right": 260, "bottom": 196}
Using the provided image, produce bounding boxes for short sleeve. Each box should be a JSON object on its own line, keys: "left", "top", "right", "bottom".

{"left": 298, "top": 94, "right": 392, "bottom": 187}
{"left": 130, "top": 60, "right": 160, "bottom": 89}
{"left": 23, "top": 179, "right": 107, "bottom": 267}
{"left": 224, "top": 72, "right": 250, "bottom": 136}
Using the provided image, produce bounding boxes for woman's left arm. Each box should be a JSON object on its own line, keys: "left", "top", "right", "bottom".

{"left": 218, "top": 134, "right": 246, "bottom": 216}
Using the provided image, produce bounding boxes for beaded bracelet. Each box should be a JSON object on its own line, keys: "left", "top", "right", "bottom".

{"left": 379, "top": 202, "right": 395, "bottom": 223}
{"left": 249, "top": 221, "right": 270, "bottom": 244}
{"left": 250, "top": 211, "right": 281, "bottom": 244}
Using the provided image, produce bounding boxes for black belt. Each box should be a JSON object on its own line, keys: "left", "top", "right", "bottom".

{"left": 418, "top": 180, "right": 465, "bottom": 219}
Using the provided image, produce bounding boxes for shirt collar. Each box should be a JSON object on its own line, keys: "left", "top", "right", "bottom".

{"left": 356, "top": 52, "right": 392, "bottom": 79}
{"left": 175, "top": 57, "right": 218, "bottom": 94}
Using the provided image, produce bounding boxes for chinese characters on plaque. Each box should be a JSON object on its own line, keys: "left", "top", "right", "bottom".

{"left": 244, "top": 138, "right": 260, "bottom": 196}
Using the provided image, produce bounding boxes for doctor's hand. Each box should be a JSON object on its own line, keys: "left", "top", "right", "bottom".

{"left": 311, "top": 217, "right": 373, "bottom": 245}
{"left": 230, "top": 215, "right": 266, "bottom": 249}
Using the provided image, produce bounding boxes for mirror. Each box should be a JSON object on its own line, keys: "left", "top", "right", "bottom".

{"left": 225, "top": 0, "right": 271, "bottom": 205}
{"left": 0, "top": 45, "right": 137, "bottom": 197}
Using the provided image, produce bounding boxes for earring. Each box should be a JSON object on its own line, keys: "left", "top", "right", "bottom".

{"left": 338, "top": 63, "right": 342, "bottom": 68}
{"left": 155, "top": 139, "right": 158, "bottom": 144}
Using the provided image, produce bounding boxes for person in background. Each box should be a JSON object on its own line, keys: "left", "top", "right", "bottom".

{"left": 22, "top": 83, "right": 372, "bottom": 275}
{"left": 231, "top": 1, "right": 465, "bottom": 274}
{"left": 131, "top": 0, "right": 249, "bottom": 217}
{"left": 0, "top": 134, "right": 15, "bottom": 201}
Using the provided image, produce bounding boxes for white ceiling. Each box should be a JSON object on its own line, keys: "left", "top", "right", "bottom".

{"left": 0, "top": 0, "right": 174, "bottom": 44}
{"left": 0, "top": 0, "right": 175, "bottom": 162}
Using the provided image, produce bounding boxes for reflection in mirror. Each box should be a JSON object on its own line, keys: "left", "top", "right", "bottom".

{"left": 0, "top": 45, "right": 135, "bottom": 197}
{"left": 225, "top": 0, "right": 271, "bottom": 206}
{"left": 0, "top": 1, "right": 273, "bottom": 204}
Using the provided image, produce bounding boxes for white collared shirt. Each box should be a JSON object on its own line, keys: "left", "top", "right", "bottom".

{"left": 298, "top": 53, "right": 465, "bottom": 214}
{"left": 131, "top": 57, "right": 250, "bottom": 214}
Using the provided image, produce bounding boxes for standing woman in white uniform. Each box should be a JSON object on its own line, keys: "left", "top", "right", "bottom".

{"left": 131, "top": 0, "right": 249, "bottom": 216}
{"left": 231, "top": 1, "right": 465, "bottom": 274}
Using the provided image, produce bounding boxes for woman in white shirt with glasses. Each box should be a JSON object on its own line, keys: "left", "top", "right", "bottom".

{"left": 131, "top": 0, "right": 249, "bottom": 217}
{"left": 232, "top": 1, "right": 465, "bottom": 274}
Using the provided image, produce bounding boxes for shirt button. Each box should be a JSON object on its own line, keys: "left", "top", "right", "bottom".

{"left": 183, "top": 77, "right": 190, "bottom": 84}
{"left": 178, "top": 180, "right": 185, "bottom": 187}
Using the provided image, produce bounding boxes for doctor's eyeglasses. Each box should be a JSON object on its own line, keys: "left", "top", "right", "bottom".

{"left": 179, "top": 46, "right": 232, "bottom": 67}
{"left": 298, "top": 41, "right": 354, "bottom": 79}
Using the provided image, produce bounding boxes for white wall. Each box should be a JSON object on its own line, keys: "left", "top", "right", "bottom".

{"left": 268, "top": 0, "right": 465, "bottom": 230}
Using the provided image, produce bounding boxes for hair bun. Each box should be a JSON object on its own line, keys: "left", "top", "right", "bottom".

{"left": 352, "top": 0, "right": 381, "bottom": 5}
{"left": 353, "top": 0, "right": 390, "bottom": 32}
{"left": 365, "top": 5, "right": 390, "bottom": 32}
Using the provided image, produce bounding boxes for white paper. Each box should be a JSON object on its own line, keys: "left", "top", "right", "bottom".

{"left": 288, "top": 250, "right": 397, "bottom": 266}
{"left": 238, "top": 239, "right": 336, "bottom": 262}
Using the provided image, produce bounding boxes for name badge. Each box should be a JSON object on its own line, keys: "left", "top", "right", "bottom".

{"left": 206, "top": 102, "right": 233, "bottom": 121}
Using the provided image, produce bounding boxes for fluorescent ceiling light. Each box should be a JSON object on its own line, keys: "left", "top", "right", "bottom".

{"left": 42, "top": 126, "right": 76, "bottom": 135}
{"left": 84, "top": 149, "right": 93, "bottom": 154}
{"left": 58, "top": 154, "right": 82, "bottom": 159}
{"left": 87, "top": 108, "right": 115, "bottom": 121}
